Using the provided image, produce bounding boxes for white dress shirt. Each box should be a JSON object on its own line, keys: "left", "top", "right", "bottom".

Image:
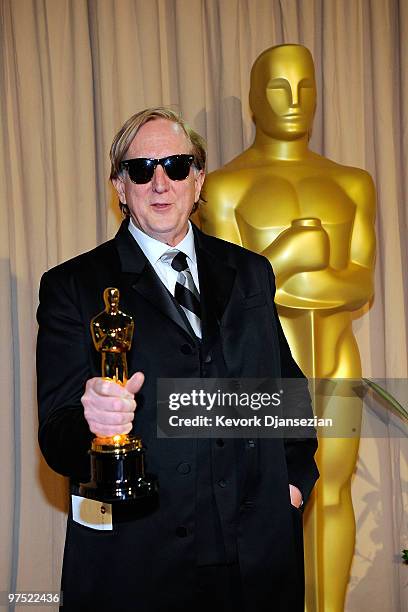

{"left": 128, "top": 218, "right": 200, "bottom": 296}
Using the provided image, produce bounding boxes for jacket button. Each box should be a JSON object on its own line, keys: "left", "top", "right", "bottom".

{"left": 216, "top": 438, "right": 224, "bottom": 447}
{"left": 180, "top": 344, "right": 194, "bottom": 355}
{"left": 204, "top": 354, "right": 212, "bottom": 363}
{"left": 176, "top": 526, "right": 188, "bottom": 538}
{"left": 176, "top": 462, "right": 191, "bottom": 474}
{"left": 218, "top": 479, "right": 227, "bottom": 488}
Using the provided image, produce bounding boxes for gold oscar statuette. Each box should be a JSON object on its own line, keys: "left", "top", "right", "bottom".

{"left": 79, "top": 287, "right": 158, "bottom": 502}
{"left": 201, "top": 44, "right": 376, "bottom": 612}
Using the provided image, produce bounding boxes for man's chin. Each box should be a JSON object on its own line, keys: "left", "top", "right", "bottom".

{"left": 143, "top": 222, "right": 189, "bottom": 246}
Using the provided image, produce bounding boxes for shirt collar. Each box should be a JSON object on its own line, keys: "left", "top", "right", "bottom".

{"left": 128, "top": 218, "right": 196, "bottom": 267}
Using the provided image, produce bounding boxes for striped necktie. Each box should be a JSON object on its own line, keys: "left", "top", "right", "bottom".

{"left": 161, "top": 249, "right": 201, "bottom": 338}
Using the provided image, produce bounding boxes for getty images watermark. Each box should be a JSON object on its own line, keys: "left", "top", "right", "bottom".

{"left": 157, "top": 378, "right": 408, "bottom": 438}
{"left": 166, "top": 387, "right": 327, "bottom": 430}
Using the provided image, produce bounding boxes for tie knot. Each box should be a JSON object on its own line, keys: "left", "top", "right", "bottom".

{"left": 162, "top": 249, "right": 188, "bottom": 272}
{"left": 172, "top": 251, "right": 188, "bottom": 272}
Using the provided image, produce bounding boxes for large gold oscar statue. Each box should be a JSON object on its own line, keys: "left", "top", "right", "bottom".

{"left": 200, "top": 44, "right": 376, "bottom": 612}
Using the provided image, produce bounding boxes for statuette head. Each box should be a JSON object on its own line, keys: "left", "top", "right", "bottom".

{"left": 249, "top": 44, "right": 317, "bottom": 141}
{"left": 104, "top": 287, "right": 120, "bottom": 313}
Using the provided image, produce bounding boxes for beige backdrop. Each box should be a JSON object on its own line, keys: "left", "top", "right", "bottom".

{"left": 0, "top": 1, "right": 407, "bottom": 610}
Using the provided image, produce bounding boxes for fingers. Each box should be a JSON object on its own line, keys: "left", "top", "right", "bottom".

{"left": 91, "top": 377, "right": 135, "bottom": 399}
{"left": 81, "top": 374, "right": 143, "bottom": 437}
{"left": 289, "top": 484, "right": 303, "bottom": 508}
{"left": 125, "top": 371, "right": 145, "bottom": 395}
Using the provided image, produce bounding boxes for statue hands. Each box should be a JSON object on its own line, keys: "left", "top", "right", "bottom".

{"left": 262, "top": 218, "right": 330, "bottom": 282}
{"left": 278, "top": 264, "right": 374, "bottom": 311}
{"left": 262, "top": 218, "right": 373, "bottom": 312}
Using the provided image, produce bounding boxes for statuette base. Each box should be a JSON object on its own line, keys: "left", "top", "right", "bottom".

{"left": 79, "top": 435, "right": 158, "bottom": 503}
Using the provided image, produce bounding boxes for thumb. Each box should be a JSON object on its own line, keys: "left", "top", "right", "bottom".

{"left": 125, "top": 371, "right": 145, "bottom": 396}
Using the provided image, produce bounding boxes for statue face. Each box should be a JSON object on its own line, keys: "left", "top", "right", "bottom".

{"left": 107, "top": 288, "right": 119, "bottom": 307}
{"left": 249, "top": 45, "right": 316, "bottom": 141}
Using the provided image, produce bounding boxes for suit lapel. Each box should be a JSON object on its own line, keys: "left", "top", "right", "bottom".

{"left": 193, "top": 225, "right": 236, "bottom": 351}
{"left": 114, "top": 220, "right": 192, "bottom": 339}
{"left": 114, "top": 220, "right": 238, "bottom": 349}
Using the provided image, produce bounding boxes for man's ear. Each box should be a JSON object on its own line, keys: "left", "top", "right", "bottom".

{"left": 112, "top": 177, "right": 126, "bottom": 204}
{"left": 194, "top": 170, "right": 205, "bottom": 203}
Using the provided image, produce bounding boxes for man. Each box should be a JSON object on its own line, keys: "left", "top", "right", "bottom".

{"left": 37, "top": 107, "right": 318, "bottom": 612}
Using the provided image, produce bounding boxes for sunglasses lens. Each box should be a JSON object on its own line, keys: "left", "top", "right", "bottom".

{"left": 127, "top": 159, "right": 155, "bottom": 184}
{"left": 163, "top": 156, "right": 192, "bottom": 181}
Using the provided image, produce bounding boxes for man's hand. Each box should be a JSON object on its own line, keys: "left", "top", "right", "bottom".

{"left": 81, "top": 372, "right": 145, "bottom": 437}
{"left": 289, "top": 484, "right": 303, "bottom": 509}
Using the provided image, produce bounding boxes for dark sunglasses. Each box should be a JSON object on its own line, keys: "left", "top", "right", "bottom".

{"left": 120, "top": 154, "right": 195, "bottom": 184}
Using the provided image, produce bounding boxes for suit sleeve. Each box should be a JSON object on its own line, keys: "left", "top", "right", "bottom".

{"left": 263, "top": 258, "right": 319, "bottom": 505}
{"left": 36, "top": 269, "right": 93, "bottom": 481}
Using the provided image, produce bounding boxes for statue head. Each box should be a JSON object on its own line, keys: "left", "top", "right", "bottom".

{"left": 104, "top": 287, "right": 120, "bottom": 313}
{"left": 249, "top": 44, "right": 316, "bottom": 141}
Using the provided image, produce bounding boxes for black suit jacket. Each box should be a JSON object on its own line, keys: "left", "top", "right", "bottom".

{"left": 37, "top": 220, "right": 318, "bottom": 612}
